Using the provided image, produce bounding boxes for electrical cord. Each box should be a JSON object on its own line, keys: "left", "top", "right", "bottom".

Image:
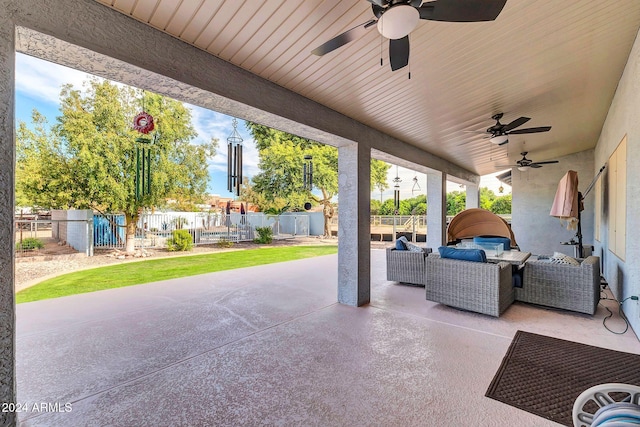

{"left": 600, "top": 292, "right": 635, "bottom": 335}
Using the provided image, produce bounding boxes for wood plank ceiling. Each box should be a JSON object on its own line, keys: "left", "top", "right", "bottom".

{"left": 95, "top": 0, "right": 640, "bottom": 176}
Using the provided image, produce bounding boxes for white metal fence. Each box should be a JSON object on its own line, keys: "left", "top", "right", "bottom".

{"left": 93, "top": 212, "right": 310, "bottom": 250}
{"left": 330, "top": 213, "right": 512, "bottom": 242}
{"left": 14, "top": 218, "right": 93, "bottom": 257}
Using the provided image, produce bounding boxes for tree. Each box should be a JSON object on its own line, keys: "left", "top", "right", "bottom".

{"left": 16, "top": 111, "right": 75, "bottom": 209}
{"left": 245, "top": 122, "right": 392, "bottom": 236}
{"left": 480, "top": 187, "right": 497, "bottom": 211}
{"left": 16, "top": 79, "right": 217, "bottom": 253}
{"left": 446, "top": 191, "right": 466, "bottom": 216}
{"left": 491, "top": 194, "right": 512, "bottom": 214}
{"left": 370, "top": 199, "right": 382, "bottom": 215}
{"left": 371, "top": 160, "right": 391, "bottom": 202}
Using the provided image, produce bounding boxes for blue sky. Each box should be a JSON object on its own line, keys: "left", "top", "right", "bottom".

{"left": 14, "top": 53, "right": 509, "bottom": 201}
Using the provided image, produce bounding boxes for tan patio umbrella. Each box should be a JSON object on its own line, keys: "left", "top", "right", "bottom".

{"left": 549, "top": 170, "right": 582, "bottom": 230}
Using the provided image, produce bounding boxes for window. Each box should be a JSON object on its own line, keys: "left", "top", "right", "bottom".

{"left": 595, "top": 175, "right": 601, "bottom": 241}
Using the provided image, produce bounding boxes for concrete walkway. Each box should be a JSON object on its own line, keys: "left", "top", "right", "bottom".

{"left": 17, "top": 250, "right": 640, "bottom": 426}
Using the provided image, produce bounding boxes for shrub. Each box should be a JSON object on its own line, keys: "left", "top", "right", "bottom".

{"left": 171, "top": 216, "right": 188, "bottom": 229}
{"left": 16, "top": 237, "right": 44, "bottom": 251}
{"left": 166, "top": 229, "right": 193, "bottom": 251}
{"left": 254, "top": 226, "right": 273, "bottom": 244}
{"left": 216, "top": 239, "right": 234, "bottom": 248}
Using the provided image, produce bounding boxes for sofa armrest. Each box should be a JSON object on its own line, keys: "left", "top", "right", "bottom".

{"left": 386, "top": 248, "right": 428, "bottom": 285}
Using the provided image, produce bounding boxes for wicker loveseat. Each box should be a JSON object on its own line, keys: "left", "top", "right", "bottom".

{"left": 386, "top": 247, "right": 432, "bottom": 286}
{"left": 425, "top": 255, "right": 514, "bottom": 317}
{"left": 516, "top": 256, "right": 600, "bottom": 315}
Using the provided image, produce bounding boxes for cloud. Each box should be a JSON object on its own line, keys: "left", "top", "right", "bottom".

{"left": 15, "top": 53, "right": 100, "bottom": 105}
{"left": 186, "top": 104, "right": 260, "bottom": 178}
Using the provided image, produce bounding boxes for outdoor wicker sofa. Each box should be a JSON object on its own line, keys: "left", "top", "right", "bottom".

{"left": 386, "top": 247, "right": 432, "bottom": 286}
{"left": 516, "top": 256, "right": 600, "bottom": 315}
{"left": 425, "top": 255, "right": 513, "bottom": 317}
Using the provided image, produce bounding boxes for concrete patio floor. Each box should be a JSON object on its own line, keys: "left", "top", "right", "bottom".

{"left": 17, "top": 249, "right": 640, "bottom": 426}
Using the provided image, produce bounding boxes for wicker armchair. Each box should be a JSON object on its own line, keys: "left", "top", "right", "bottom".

{"left": 517, "top": 256, "right": 600, "bottom": 315}
{"left": 386, "top": 247, "right": 432, "bottom": 286}
{"left": 425, "top": 255, "right": 513, "bottom": 317}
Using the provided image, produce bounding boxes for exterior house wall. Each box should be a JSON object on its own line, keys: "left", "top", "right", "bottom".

{"left": 51, "top": 209, "right": 67, "bottom": 242}
{"left": 594, "top": 29, "right": 640, "bottom": 336}
{"left": 66, "top": 210, "right": 93, "bottom": 256}
{"left": 51, "top": 209, "right": 93, "bottom": 255}
{"left": 512, "top": 149, "right": 595, "bottom": 257}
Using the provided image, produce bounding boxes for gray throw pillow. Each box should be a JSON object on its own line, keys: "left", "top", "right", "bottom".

{"left": 405, "top": 241, "right": 424, "bottom": 253}
{"left": 550, "top": 252, "right": 580, "bottom": 266}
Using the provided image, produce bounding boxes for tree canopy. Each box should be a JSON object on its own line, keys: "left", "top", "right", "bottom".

{"left": 243, "top": 122, "right": 390, "bottom": 235}
{"left": 16, "top": 79, "right": 217, "bottom": 251}
{"left": 370, "top": 189, "right": 510, "bottom": 216}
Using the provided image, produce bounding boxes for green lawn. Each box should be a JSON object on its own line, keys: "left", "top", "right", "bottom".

{"left": 17, "top": 245, "right": 338, "bottom": 304}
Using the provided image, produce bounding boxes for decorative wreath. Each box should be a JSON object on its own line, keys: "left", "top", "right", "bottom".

{"left": 132, "top": 112, "right": 155, "bottom": 134}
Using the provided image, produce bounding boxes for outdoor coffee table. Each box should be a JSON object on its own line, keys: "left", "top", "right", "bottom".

{"left": 486, "top": 250, "right": 531, "bottom": 266}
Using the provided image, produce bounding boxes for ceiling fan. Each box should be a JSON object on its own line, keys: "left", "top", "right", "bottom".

{"left": 480, "top": 113, "right": 552, "bottom": 145}
{"left": 311, "top": 0, "right": 507, "bottom": 72}
{"left": 497, "top": 152, "right": 559, "bottom": 171}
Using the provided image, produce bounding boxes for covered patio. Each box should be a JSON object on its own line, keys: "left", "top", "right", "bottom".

{"left": 3, "top": 1, "right": 640, "bottom": 425}
{"left": 17, "top": 251, "right": 640, "bottom": 426}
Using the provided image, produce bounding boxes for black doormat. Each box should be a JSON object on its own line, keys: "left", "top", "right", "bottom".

{"left": 485, "top": 330, "right": 640, "bottom": 426}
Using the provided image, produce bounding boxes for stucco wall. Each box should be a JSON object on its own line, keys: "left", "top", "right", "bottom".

{"left": 0, "top": 5, "right": 15, "bottom": 424}
{"left": 512, "top": 149, "right": 595, "bottom": 257}
{"left": 594, "top": 28, "right": 640, "bottom": 335}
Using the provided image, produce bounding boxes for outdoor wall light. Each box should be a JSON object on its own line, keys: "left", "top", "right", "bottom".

{"left": 377, "top": 5, "right": 420, "bottom": 39}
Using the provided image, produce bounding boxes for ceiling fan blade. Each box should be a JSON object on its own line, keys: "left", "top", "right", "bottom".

{"left": 366, "top": 0, "right": 388, "bottom": 7}
{"left": 418, "top": 0, "right": 507, "bottom": 22}
{"left": 389, "top": 36, "right": 410, "bottom": 71}
{"left": 502, "top": 116, "right": 530, "bottom": 132}
{"left": 507, "top": 126, "right": 552, "bottom": 134}
{"left": 495, "top": 164, "right": 518, "bottom": 168}
{"left": 532, "top": 160, "right": 559, "bottom": 165}
{"left": 311, "top": 20, "right": 376, "bottom": 56}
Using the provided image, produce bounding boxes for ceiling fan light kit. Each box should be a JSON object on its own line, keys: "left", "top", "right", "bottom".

{"left": 377, "top": 5, "right": 420, "bottom": 39}
{"left": 476, "top": 113, "right": 552, "bottom": 146}
{"left": 518, "top": 166, "right": 529, "bottom": 172}
{"left": 490, "top": 134, "right": 509, "bottom": 145}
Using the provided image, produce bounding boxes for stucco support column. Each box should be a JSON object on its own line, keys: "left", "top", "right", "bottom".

{"left": 338, "top": 142, "right": 370, "bottom": 306}
{"left": 427, "top": 172, "right": 446, "bottom": 250}
{"left": 0, "top": 18, "right": 16, "bottom": 426}
{"left": 466, "top": 183, "right": 479, "bottom": 209}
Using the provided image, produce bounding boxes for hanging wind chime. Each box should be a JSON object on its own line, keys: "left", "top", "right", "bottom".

{"left": 132, "top": 110, "right": 156, "bottom": 201}
{"left": 303, "top": 155, "right": 313, "bottom": 191}
{"left": 393, "top": 166, "right": 402, "bottom": 214}
{"left": 227, "top": 118, "right": 243, "bottom": 196}
{"left": 303, "top": 155, "right": 313, "bottom": 210}
{"left": 411, "top": 175, "right": 421, "bottom": 195}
